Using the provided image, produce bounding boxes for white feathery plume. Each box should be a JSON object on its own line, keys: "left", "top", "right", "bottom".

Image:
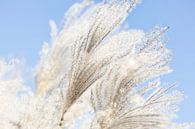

{"left": 0, "top": 0, "right": 194, "bottom": 129}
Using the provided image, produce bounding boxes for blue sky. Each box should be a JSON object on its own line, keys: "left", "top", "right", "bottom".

{"left": 0, "top": 0, "right": 194, "bottom": 123}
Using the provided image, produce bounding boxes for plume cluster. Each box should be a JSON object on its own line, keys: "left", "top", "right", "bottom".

{"left": 0, "top": 0, "right": 194, "bottom": 129}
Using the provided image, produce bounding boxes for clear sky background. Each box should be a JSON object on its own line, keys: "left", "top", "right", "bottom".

{"left": 0, "top": 0, "right": 194, "bottom": 123}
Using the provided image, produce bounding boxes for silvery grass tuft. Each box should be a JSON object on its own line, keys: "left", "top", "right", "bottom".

{"left": 0, "top": 0, "right": 194, "bottom": 129}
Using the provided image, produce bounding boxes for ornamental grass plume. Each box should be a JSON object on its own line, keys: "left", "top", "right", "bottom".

{"left": 0, "top": 0, "right": 194, "bottom": 129}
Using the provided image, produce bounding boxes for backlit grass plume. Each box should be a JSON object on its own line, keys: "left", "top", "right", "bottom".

{"left": 0, "top": 0, "right": 194, "bottom": 129}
